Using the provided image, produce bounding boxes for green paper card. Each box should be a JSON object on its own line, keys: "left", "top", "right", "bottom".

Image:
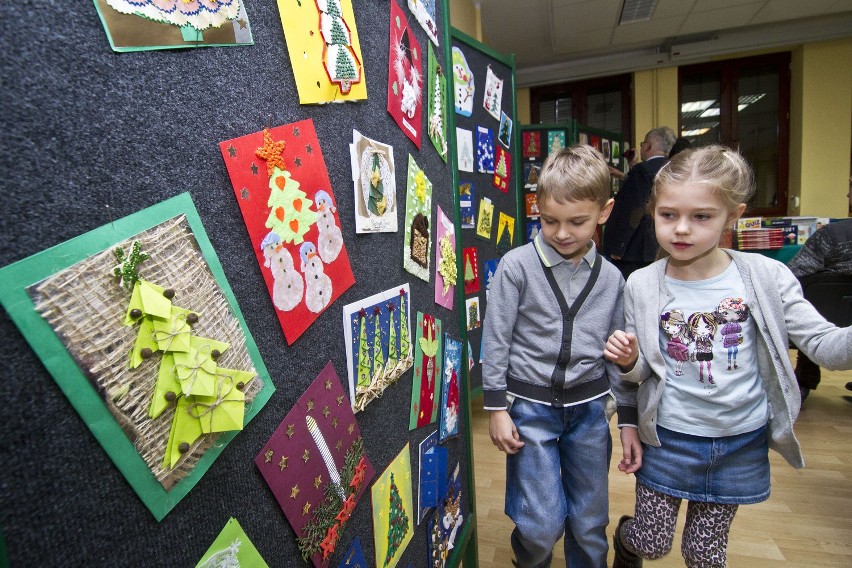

{"left": 0, "top": 193, "right": 274, "bottom": 521}
{"left": 196, "top": 517, "right": 269, "bottom": 568}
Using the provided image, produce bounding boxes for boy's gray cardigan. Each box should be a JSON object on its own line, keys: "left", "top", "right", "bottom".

{"left": 482, "top": 239, "right": 639, "bottom": 427}
{"left": 620, "top": 251, "right": 852, "bottom": 468}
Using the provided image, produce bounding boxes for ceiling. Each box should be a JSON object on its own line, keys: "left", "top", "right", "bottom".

{"left": 477, "top": 0, "right": 852, "bottom": 87}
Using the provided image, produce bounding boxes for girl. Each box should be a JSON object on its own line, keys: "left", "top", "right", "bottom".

{"left": 604, "top": 145, "right": 851, "bottom": 568}
{"left": 659, "top": 310, "right": 689, "bottom": 377}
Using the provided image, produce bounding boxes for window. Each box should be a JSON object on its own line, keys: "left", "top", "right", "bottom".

{"left": 679, "top": 53, "right": 791, "bottom": 216}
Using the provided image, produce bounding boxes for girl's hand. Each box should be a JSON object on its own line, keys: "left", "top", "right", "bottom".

{"left": 618, "top": 427, "right": 642, "bottom": 474}
{"left": 604, "top": 330, "right": 639, "bottom": 371}
{"left": 488, "top": 410, "right": 525, "bottom": 454}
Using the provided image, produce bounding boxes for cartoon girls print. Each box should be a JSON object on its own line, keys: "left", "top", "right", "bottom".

{"left": 716, "top": 297, "right": 750, "bottom": 371}
{"left": 687, "top": 311, "right": 719, "bottom": 385}
{"left": 660, "top": 310, "right": 690, "bottom": 376}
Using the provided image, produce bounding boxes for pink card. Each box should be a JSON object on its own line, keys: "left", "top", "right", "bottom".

{"left": 434, "top": 206, "right": 456, "bottom": 310}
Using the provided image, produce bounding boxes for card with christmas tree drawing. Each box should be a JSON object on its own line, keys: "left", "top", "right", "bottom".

{"left": 94, "top": 0, "right": 253, "bottom": 52}
{"left": 219, "top": 119, "right": 355, "bottom": 345}
{"left": 255, "top": 362, "right": 374, "bottom": 567}
{"left": 523, "top": 131, "right": 541, "bottom": 158}
{"left": 493, "top": 146, "right": 511, "bottom": 192}
{"left": 547, "top": 130, "right": 566, "bottom": 154}
{"left": 523, "top": 161, "right": 541, "bottom": 190}
{"left": 434, "top": 206, "right": 456, "bottom": 310}
{"left": 451, "top": 46, "right": 474, "bottom": 117}
{"left": 371, "top": 444, "right": 414, "bottom": 568}
{"left": 349, "top": 130, "right": 398, "bottom": 234}
{"left": 427, "top": 43, "right": 448, "bottom": 162}
{"left": 462, "top": 247, "right": 480, "bottom": 294}
{"left": 409, "top": 312, "right": 443, "bottom": 430}
{"left": 465, "top": 296, "right": 481, "bottom": 331}
{"left": 427, "top": 462, "right": 464, "bottom": 568}
{"left": 475, "top": 197, "right": 494, "bottom": 242}
{"left": 402, "top": 155, "right": 433, "bottom": 282}
{"left": 195, "top": 518, "right": 269, "bottom": 568}
{"left": 407, "top": 0, "right": 438, "bottom": 46}
{"left": 455, "top": 128, "right": 474, "bottom": 173}
{"left": 458, "top": 182, "right": 475, "bottom": 229}
{"left": 482, "top": 65, "right": 503, "bottom": 121}
{"left": 496, "top": 212, "right": 515, "bottom": 256}
{"left": 439, "top": 334, "right": 462, "bottom": 443}
{"left": 337, "top": 538, "right": 367, "bottom": 568}
{"left": 0, "top": 194, "right": 274, "bottom": 521}
{"left": 498, "top": 112, "right": 513, "bottom": 149}
{"left": 342, "top": 285, "right": 414, "bottom": 413}
{"left": 476, "top": 126, "right": 494, "bottom": 174}
{"left": 483, "top": 258, "right": 499, "bottom": 299}
{"left": 388, "top": 0, "right": 422, "bottom": 148}
{"left": 275, "top": 0, "right": 366, "bottom": 104}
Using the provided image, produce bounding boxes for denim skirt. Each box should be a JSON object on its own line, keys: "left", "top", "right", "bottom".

{"left": 636, "top": 424, "right": 770, "bottom": 505}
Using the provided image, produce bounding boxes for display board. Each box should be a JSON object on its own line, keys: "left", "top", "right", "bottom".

{"left": 0, "top": 1, "right": 477, "bottom": 566}
{"left": 450, "top": 28, "right": 521, "bottom": 395}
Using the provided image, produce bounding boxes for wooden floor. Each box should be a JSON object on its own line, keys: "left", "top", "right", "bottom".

{"left": 469, "top": 354, "right": 852, "bottom": 567}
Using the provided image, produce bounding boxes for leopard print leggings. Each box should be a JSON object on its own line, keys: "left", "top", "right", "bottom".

{"left": 621, "top": 482, "right": 738, "bottom": 568}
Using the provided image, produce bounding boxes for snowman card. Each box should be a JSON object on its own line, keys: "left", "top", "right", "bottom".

{"left": 388, "top": 0, "right": 422, "bottom": 148}
{"left": 476, "top": 126, "right": 494, "bottom": 174}
{"left": 219, "top": 119, "right": 355, "bottom": 345}
{"left": 439, "top": 334, "right": 462, "bottom": 442}
{"left": 451, "top": 45, "right": 474, "bottom": 116}
{"left": 349, "top": 130, "right": 398, "bottom": 234}
{"left": 409, "top": 312, "right": 442, "bottom": 430}
{"left": 402, "top": 155, "right": 433, "bottom": 282}
{"left": 435, "top": 207, "right": 456, "bottom": 310}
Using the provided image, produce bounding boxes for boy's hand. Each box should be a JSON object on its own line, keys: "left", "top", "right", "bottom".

{"left": 489, "top": 410, "right": 525, "bottom": 454}
{"left": 618, "top": 427, "right": 642, "bottom": 474}
{"left": 604, "top": 330, "right": 639, "bottom": 371}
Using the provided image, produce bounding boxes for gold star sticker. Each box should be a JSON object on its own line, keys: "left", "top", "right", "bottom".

{"left": 290, "top": 484, "right": 300, "bottom": 499}
{"left": 325, "top": 379, "right": 333, "bottom": 390}
{"left": 264, "top": 449, "right": 273, "bottom": 463}
{"left": 302, "top": 501, "right": 312, "bottom": 516}
{"left": 336, "top": 394, "right": 344, "bottom": 406}
{"left": 332, "top": 417, "right": 339, "bottom": 428}
{"left": 335, "top": 440, "right": 343, "bottom": 451}
{"left": 322, "top": 405, "right": 330, "bottom": 418}
{"left": 237, "top": 18, "right": 247, "bottom": 29}
{"left": 279, "top": 455, "right": 289, "bottom": 471}
{"left": 307, "top": 398, "right": 315, "bottom": 412}
{"left": 348, "top": 423, "right": 355, "bottom": 435}
{"left": 286, "top": 424, "right": 295, "bottom": 438}
{"left": 302, "top": 449, "right": 310, "bottom": 463}
{"left": 314, "top": 475, "right": 323, "bottom": 489}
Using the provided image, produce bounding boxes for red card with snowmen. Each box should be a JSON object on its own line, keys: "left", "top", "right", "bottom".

{"left": 220, "top": 120, "right": 355, "bottom": 345}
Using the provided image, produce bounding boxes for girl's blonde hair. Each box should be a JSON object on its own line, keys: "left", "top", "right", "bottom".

{"left": 649, "top": 145, "right": 755, "bottom": 213}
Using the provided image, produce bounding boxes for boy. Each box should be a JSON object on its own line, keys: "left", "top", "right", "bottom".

{"left": 483, "top": 145, "right": 641, "bottom": 568}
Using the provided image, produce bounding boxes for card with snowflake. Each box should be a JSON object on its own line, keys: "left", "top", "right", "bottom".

{"left": 492, "top": 146, "right": 511, "bottom": 192}
{"left": 407, "top": 0, "right": 438, "bottom": 46}
{"left": 439, "top": 334, "right": 462, "bottom": 443}
{"left": 455, "top": 127, "right": 474, "bottom": 173}
{"left": 342, "top": 284, "right": 414, "bottom": 413}
{"left": 409, "top": 312, "right": 443, "bottom": 430}
{"left": 349, "top": 130, "right": 398, "bottom": 234}
{"left": 451, "top": 46, "right": 474, "bottom": 117}
{"left": 482, "top": 65, "right": 503, "bottom": 121}
{"left": 274, "top": 0, "right": 366, "bottom": 104}
{"left": 547, "top": 130, "right": 566, "bottom": 154}
{"left": 427, "top": 43, "right": 448, "bottom": 162}
{"left": 94, "top": 0, "right": 253, "bottom": 52}
{"left": 0, "top": 194, "right": 274, "bottom": 521}
{"left": 476, "top": 126, "right": 495, "bottom": 174}
{"left": 195, "top": 518, "right": 268, "bottom": 568}
{"left": 371, "top": 444, "right": 414, "bottom": 568}
{"left": 388, "top": 0, "right": 423, "bottom": 147}
{"left": 402, "top": 155, "right": 433, "bottom": 281}
{"left": 219, "top": 119, "right": 355, "bottom": 345}
{"left": 434, "top": 207, "right": 456, "bottom": 310}
{"left": 255, "top": 362, "right": 374, "bottom": 567}
{"left": 522, "top": 131, "right": 541, "bottom": 158}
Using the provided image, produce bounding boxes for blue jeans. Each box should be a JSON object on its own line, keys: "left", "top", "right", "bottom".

{"left": 505, "top": 396, "right": 612, "bottom": 568}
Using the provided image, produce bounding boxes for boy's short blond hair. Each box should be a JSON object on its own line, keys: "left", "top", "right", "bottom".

{"left": 537, "top": 144, "right": 611, "bottom": 206}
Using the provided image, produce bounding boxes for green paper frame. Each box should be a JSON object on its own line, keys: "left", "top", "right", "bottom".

{"left": 0, "top": 192, "right": 275, "bottom": 521}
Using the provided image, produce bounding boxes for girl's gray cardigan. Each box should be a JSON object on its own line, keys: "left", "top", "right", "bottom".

{"left": 620, "top": 250, "right": 852, "bottom": 468}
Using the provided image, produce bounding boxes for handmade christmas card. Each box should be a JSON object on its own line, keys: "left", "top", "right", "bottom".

{"left": 611, "top": 140, "right": 621, "bottom": 165}
{"left": 451, "top": 46, "right": 474, "bottom": 117}
{"left": 602, "top": 139, "right": 611, "bottom": 162}
{"left": 455, "top": 128, "right": 474, "bottom": 173}
{"left": 388, "top": 0, "right": 423, "bottom": 147}
{"left": 371, "top": 444, "right": 414, "bottom": 568}
{"left": 0, "top": 194, "right": 273, "bottom": 521}
{"left": 220, "top": 120, "right": 355, "bottom": 345}
{"left": 497, "top": 112, "right": 513, "bottom": 149}
{"left": 496, "top": 212, "right": 515, "bottom": 256}
{"left": 526, "top": 219, "right": 541, "bottom": 243}
{"left": 338, "top": 538, "right": 367, "bottom": 568}
{"left": 523, "top": 161, "right": 541, "bottom": 190}
{"left": 482, "top": 65, "right": 503, "bottom": 121}
{"left": 418, "top": 430, "right": 448, "bottom": 522}
{"left": 427, "top": 44, "right": 448, "bottom": 162}
{"left": 402, "top": 155, "right": 433, "bottom": 282}
{"left": 275, "top": 0, "right": 366, "bottom": 104}
{"left": 493, "top": 146, "right": 511, "bottom": 192}
{"left": 427, "top": 463, "right": 464, "bottom": 568}
{"left": 409, "top": 312, "right": 443, "bottom": 430}
{"left": 94, "top": 0, "right": 253, "bottom": 52}
{"left": 342, "top": 285, "right": 414, "bottom": 413}
{"left": 547, "top": 130, "right": 566, "bottom": 154}
{"left": 578, "top": 132, "right": 589, "bottom": 145}
{"left": 482, "top": 258, "right": 499, "bottom": 300}
{"left": 196, "top": 518, "right": 268, "bottom": 568}
{"left": 525, "top": 193, "right": 539, "bottom": 217}
{"left": 475, "top": 198, "right": 494, "bottom": 242}
{"left": 435, "top": 207, "right": 456, "bottom": 310}
{"left": 458, "top": 182, "right": 475, "bottom": 229}
{"left": 407, "top": 0, "right": 438, "bottom": 46}
{"left": 255, "top": 362, "right": 374, "bottom": 567}
{"left": 523, "top": 131, "right": 541, "bottom": 158}
{"left": 439, "top": 335, "right": 462, "bottom": 442}
{"left": 476, "top": 126, "right": 495, "bottom": 174}
{"left": 349, "top": 130, "right": 398, "bottom": 234}
{"left": 590, "top": 134, "right": 601, "bottom": 152}
{"left": 465, "top": 296, "right": 481, "bottom": 331}
{"left": 462, "top": 247, "right": 480, "bottom": 294}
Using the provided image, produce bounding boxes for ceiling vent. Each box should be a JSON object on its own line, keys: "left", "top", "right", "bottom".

{"left": 619, "top": 0, "right": 658, "bottom": 25}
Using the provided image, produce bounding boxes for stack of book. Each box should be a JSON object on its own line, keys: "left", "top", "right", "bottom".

{"left": 735, "top": 227, "right": 785, "bottom": 250}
